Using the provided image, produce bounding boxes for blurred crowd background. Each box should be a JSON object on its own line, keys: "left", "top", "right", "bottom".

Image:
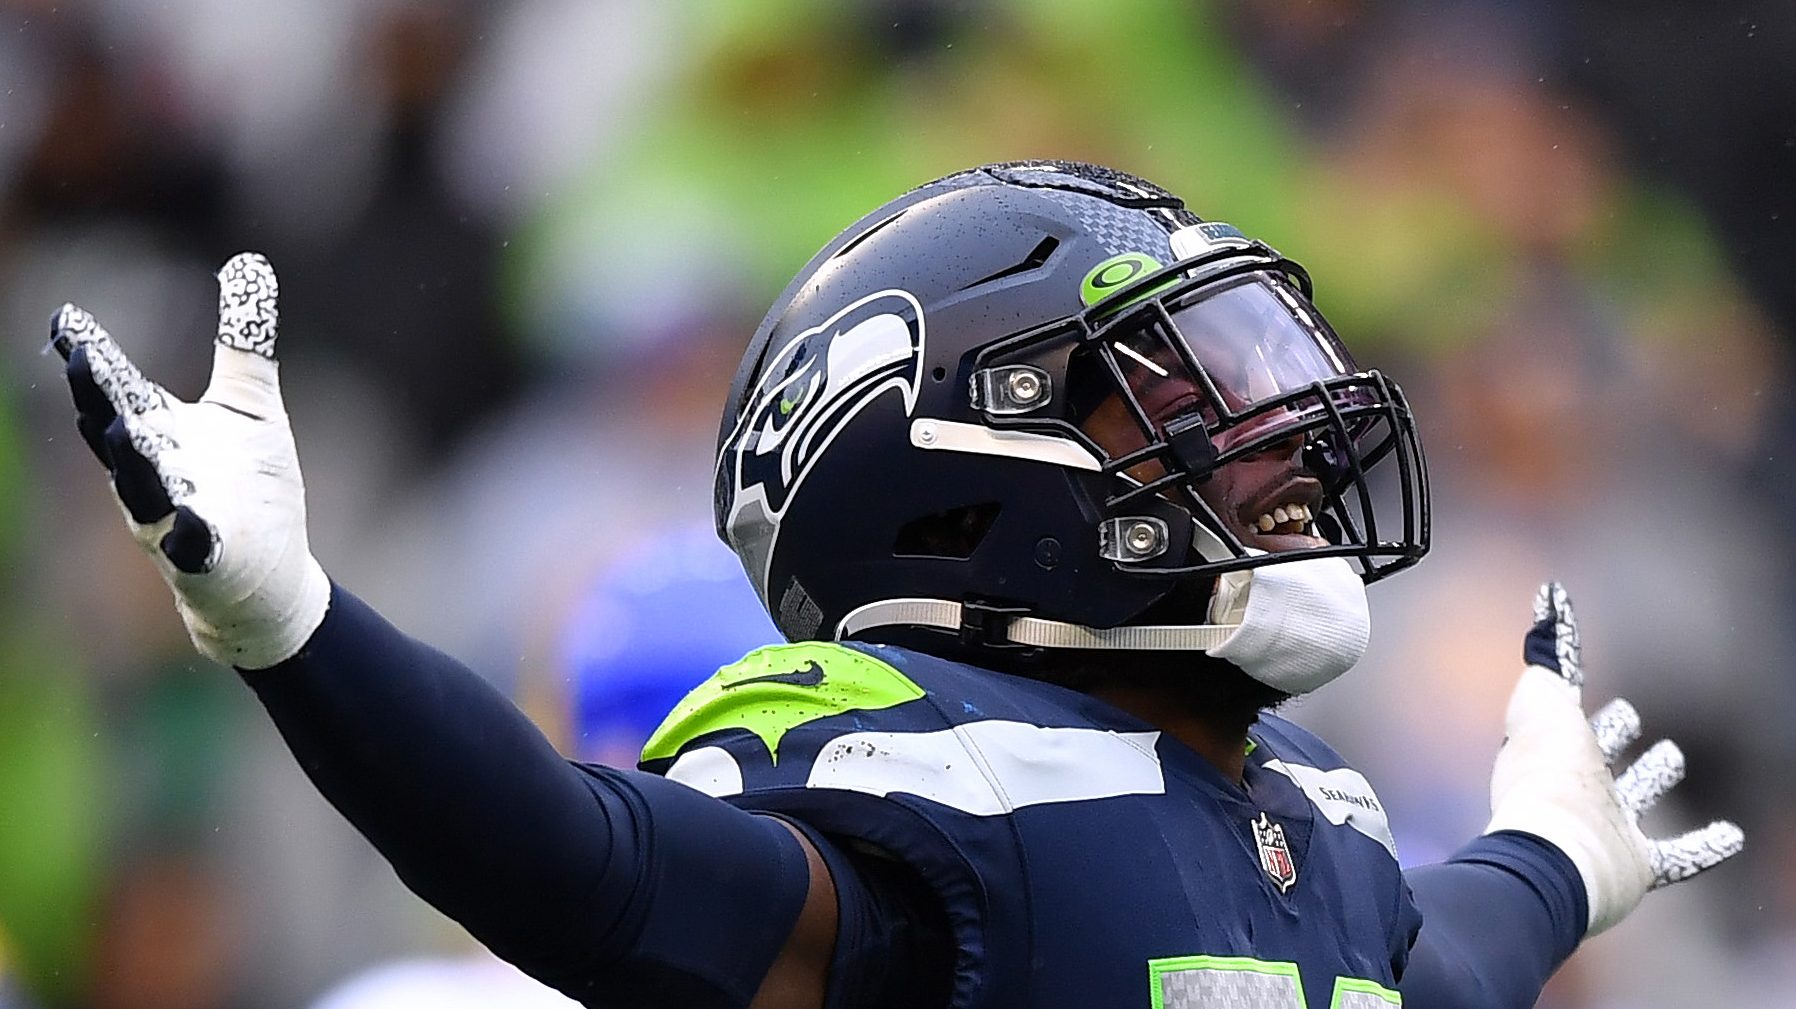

{"left": 0, "top": 0, "right": 1792, "bottom": 1006}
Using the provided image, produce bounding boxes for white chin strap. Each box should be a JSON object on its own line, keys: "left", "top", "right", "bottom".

{"left": 834, "top": 555, "right": 1371, "bottom": 696}
{"left": 837, "top": 598, "right": 1241, "bottom": 650}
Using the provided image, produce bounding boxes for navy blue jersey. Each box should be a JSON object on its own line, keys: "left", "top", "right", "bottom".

{"left": 640, "top": 641, "right": 1421, "bottom": 1009}
{"left": 247, "top": 587, "right": 1581, "bottom": 1009}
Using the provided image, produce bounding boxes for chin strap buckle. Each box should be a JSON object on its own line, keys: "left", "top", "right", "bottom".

{"left": 958, "top": 599, "right": 1030, "bottom": 648}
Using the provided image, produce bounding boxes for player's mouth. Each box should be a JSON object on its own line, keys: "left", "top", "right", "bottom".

{"left": 1232, "top": 476, "right": 1327, "bottom": 551}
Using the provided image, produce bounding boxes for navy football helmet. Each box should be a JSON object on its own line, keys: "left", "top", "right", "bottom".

{"left": 715, "top": 160, "right": 1427, "bottom": 651}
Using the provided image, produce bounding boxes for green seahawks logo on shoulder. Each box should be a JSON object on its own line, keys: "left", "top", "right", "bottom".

{"left": 642, "top": 642, "right": 925, "bottom": 764}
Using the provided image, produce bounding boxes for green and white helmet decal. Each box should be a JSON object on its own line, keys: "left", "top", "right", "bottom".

{"left": 1078, "top": 222, "right": 1253, "bottom": 310}
{"left": 1079, "top": 251, "right": 1166, "bottom": 307}
{"left": 642, "top": 642, "right": 925, "bottom": 763}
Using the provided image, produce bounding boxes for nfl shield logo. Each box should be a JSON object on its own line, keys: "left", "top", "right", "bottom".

{"left": 1252, "top": 812, "right": 1297, "bottom": 892}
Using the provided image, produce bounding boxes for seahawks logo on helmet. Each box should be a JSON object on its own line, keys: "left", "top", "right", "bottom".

{"left": 719, "top": 289, "right": 928, "bottom": 597}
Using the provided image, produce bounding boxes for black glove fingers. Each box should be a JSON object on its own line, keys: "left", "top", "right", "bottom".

{"left": 160, "top": 505, "right": 216, "bottom": 574}
{"left": 66, "top": 345, "right": 116, "bottom": 419}
{"left": 76, "top": 413, "right": 114, "bottom": 471}
{"left": 67, "top": 347, "right": 119, "bottom": 468}
{"left": 103, "top": 417, "right": 175, "bottom": 524}
{"left": 1524, "top": 581, "right": 1583, "bottom": 686}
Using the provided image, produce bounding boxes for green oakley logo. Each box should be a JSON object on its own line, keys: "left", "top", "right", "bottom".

{"left": 1080, "top": 252, "right": 1166, "bottom": 308}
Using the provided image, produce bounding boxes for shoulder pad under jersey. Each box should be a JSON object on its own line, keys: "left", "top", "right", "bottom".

{"left": 640, "top": 641, "right": 1172, "bottom": 820}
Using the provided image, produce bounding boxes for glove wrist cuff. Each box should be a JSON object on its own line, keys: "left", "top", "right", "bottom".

{"left": 183, "top": 556, "right": 331, "bottom": 670}
{"left": 1486, "top": 806, "right": 1650, "bottom": 935}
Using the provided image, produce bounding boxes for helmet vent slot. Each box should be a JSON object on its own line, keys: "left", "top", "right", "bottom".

{"left": 961, "top": 236, "right": 1061, "bottom": 290}
{"left": 894, "top": 502, "right": 1003, "bottom": 560}
{"left": 831, "top": 208, "right": 910, "bottom": 260}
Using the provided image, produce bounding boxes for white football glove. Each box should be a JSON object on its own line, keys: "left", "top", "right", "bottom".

{"left": 1484, "top": 582, "right": 1744, "bottom": 935}
{"left": 51, "top": 253, "right": 329, "bottom": 670}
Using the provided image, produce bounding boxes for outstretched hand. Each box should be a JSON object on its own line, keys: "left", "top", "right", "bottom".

{"left": 52, "top": 253, "right": 329, "bottom": 669}
{"left": 1486, "top": 582, "right": 1744, "bottom": 935}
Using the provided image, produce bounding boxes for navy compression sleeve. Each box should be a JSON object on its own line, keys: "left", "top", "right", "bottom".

{"left": 1399, "top": 830, "right": 1587, "bottom": 1009}
{"left": 240, "top": 584, "right": 812, "bottom": 1008}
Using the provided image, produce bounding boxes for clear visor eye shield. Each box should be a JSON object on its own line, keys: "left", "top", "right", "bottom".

{"left": 968, "top": 233, "right": 1430, "bottom": 585}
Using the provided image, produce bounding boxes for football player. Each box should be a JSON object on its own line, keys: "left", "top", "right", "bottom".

{"left": 49, "top": 161, "right": 1741, "bottom": 1009}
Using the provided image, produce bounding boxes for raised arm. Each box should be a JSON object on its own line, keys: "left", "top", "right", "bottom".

{"left": 1398, "top": 584, "right": 1744, "bottom": 1008}
{"left": 245, "top": 584, "right": 828, "bottom": 1006}
{"left": 46, "top": 256, "right": 865, "bottom": 1009}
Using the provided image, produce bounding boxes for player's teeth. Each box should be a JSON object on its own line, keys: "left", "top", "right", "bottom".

{"left": 1273, "top": 506, "right": 1290, "bottom": 524}
{"left": 1293, "top": 504, "right": 1310, "bottom": 521}
{"left": 1256, "top": 513, "right": 1276, "bottom": 532}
